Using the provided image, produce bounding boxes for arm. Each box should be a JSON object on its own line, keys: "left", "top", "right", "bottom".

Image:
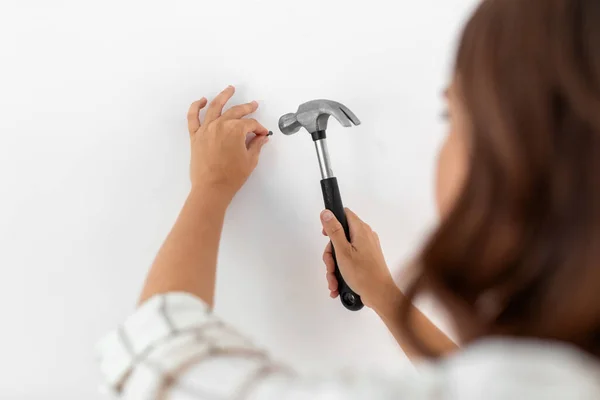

{"left": 320, "top": 209, "right": 457, "bottom": 362}
{"left": 97, "top": 88, "right": 426, "bottom": 399}
{"left": 371, "top": 282, "right": 457, "bottom": 361}
{"left": 139, "top": 86, "right": 270, "bottom": 306}
{"left": 138, "top": 188, "right": 228, "bottom": 306}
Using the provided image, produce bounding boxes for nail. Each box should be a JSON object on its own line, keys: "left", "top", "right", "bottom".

{"left": 267, "top": 131, "right": 273, "bottom": 136}
{"left": 322, "top": 210, "right": 334, "bottom": 221}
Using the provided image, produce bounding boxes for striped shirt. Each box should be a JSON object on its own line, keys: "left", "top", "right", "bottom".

{"left": 97, "top": 292, "right": 600, "bottom": 399}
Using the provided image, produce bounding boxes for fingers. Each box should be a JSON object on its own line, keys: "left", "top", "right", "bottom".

{"left": 222, "top": 101, "right": 258, "bottom": 120}
{"left": 238, "top": 118, "right": 269, "bottom": 136}
{"left": 323, "top": 240, "right": 339, "bottom": 297}
{"left": 320, "top": 210, "right": 350, "bottom": 253}
{"left": 326, "top": 272, "right": 338, "bottom": 293}
{"left": 187, "top": 98, "right": 207, "bottom": 136}
{"left": 247, "top": 134, "right": 269, "bottom": 161}
{"left": 204, "top": 86, "right": 236, "bottom": 123}
{"left": 240, "top": 119, "right": 270, "bottom": 162}
{"left": 323, "top": 241, "right": 335, "bottom": 273}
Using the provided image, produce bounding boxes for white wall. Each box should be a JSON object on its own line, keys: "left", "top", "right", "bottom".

{"left": 0, "top": 1, "right": 476, "bottom": 398}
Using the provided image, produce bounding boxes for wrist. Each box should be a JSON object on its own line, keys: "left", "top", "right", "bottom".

{"left": 370, "top": 280, "right": 405, "bottom": 318}
{"left": 188, "top": 184, "right": 232, "bottom": 210}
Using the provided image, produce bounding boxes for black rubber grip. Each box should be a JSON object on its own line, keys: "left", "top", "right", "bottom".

{"left": 321, "top": 177, "right": 364, "bottom": 311}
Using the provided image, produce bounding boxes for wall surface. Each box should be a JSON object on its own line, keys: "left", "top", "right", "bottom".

{"left": 0, "top": 0, "right": 477, "bottom": 398}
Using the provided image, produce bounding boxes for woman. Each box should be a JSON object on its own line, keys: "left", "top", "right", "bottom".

{"left": 97, "top": 0, "right": 600, "bottom": 398}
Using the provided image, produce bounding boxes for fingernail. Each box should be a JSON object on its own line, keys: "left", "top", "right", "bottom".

{"left": 227, "top": 85, "right": 235, "bottom": 89}
{"left": 262, "top": 136, "right": 270, "bottom": 144}
{"left": 251, "top": 100, "right": 258, "bottom": 107}
{"left": 322, "top": 210, "right": 334, "bottom": 221}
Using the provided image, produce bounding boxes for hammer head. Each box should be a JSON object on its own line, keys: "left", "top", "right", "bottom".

{"left": 279, "top": 99, "right": 361, "bottom": 135}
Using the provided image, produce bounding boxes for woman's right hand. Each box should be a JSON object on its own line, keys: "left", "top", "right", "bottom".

{"left": 320, "top": 208, "right": 398, "bottom": 311}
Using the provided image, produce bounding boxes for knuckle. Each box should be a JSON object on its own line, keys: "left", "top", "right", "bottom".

{"left": 242, "top": 118, "right": 257, "bottom": 130}
{"left": 231, "top": 105, "right": 248, "bottom": 118}
{"left": 233, "top": 104, "right": 246, "bottom": 113}
{"left": 232, "top": 119, "right": 245, "bottom": 130}
{"left": 337, "top": 245, "right": 351, "bottom": 257}
{"left": 203, "top": 121, "right": 214, "bottom": 132}
{"left": 209, "top": 120, "right": 223, "bottom": 132}
{"left": 330, "top": 226, "right": 346, "bottom": 243}
{"left": 228, "top": 105, "right": 240, "bottom": 116}
{"left": 329, "top": 222, "right": 343, "bottom": 234}
{"left": 187, "top": 105, "right": 199, "bottom": 116}
{"left": 222, "top": 120, "right": 236, "bottom": 130}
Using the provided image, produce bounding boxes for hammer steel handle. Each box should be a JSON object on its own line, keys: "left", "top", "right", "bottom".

{"left": 320, "top": 177, "right": 364, "bottom": 311}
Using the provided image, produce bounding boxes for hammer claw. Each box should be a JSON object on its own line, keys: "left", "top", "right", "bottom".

{"left": 338, "top": 104, "right": 361, "bottom": 127}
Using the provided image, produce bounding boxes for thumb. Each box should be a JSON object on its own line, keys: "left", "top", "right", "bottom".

{"left": 321, "top": 210, "right": 350, "bottom": 252}
{"left": 248, "top": 135, "right": 269, "bottom": 160}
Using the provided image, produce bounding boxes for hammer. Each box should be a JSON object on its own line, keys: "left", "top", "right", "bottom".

{"left": 279, "top": 100, "right": 364, "bottom": 311}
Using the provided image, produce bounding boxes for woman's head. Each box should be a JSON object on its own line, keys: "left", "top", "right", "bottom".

{"left": 409, "top": 0, "right": 600, "bottom": 356}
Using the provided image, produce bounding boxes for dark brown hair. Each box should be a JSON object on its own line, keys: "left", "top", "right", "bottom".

{"left": 403, "top": 0, "right": 600, "bottom": 357}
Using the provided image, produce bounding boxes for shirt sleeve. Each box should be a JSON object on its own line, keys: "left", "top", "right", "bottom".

{"left": 96, "top": 292, "right": 432, "bottom": 400}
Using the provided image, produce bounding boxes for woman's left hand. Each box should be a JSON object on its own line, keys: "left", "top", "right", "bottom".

{"left": 187, "top": 85, "right": 270, "bottom": 201}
